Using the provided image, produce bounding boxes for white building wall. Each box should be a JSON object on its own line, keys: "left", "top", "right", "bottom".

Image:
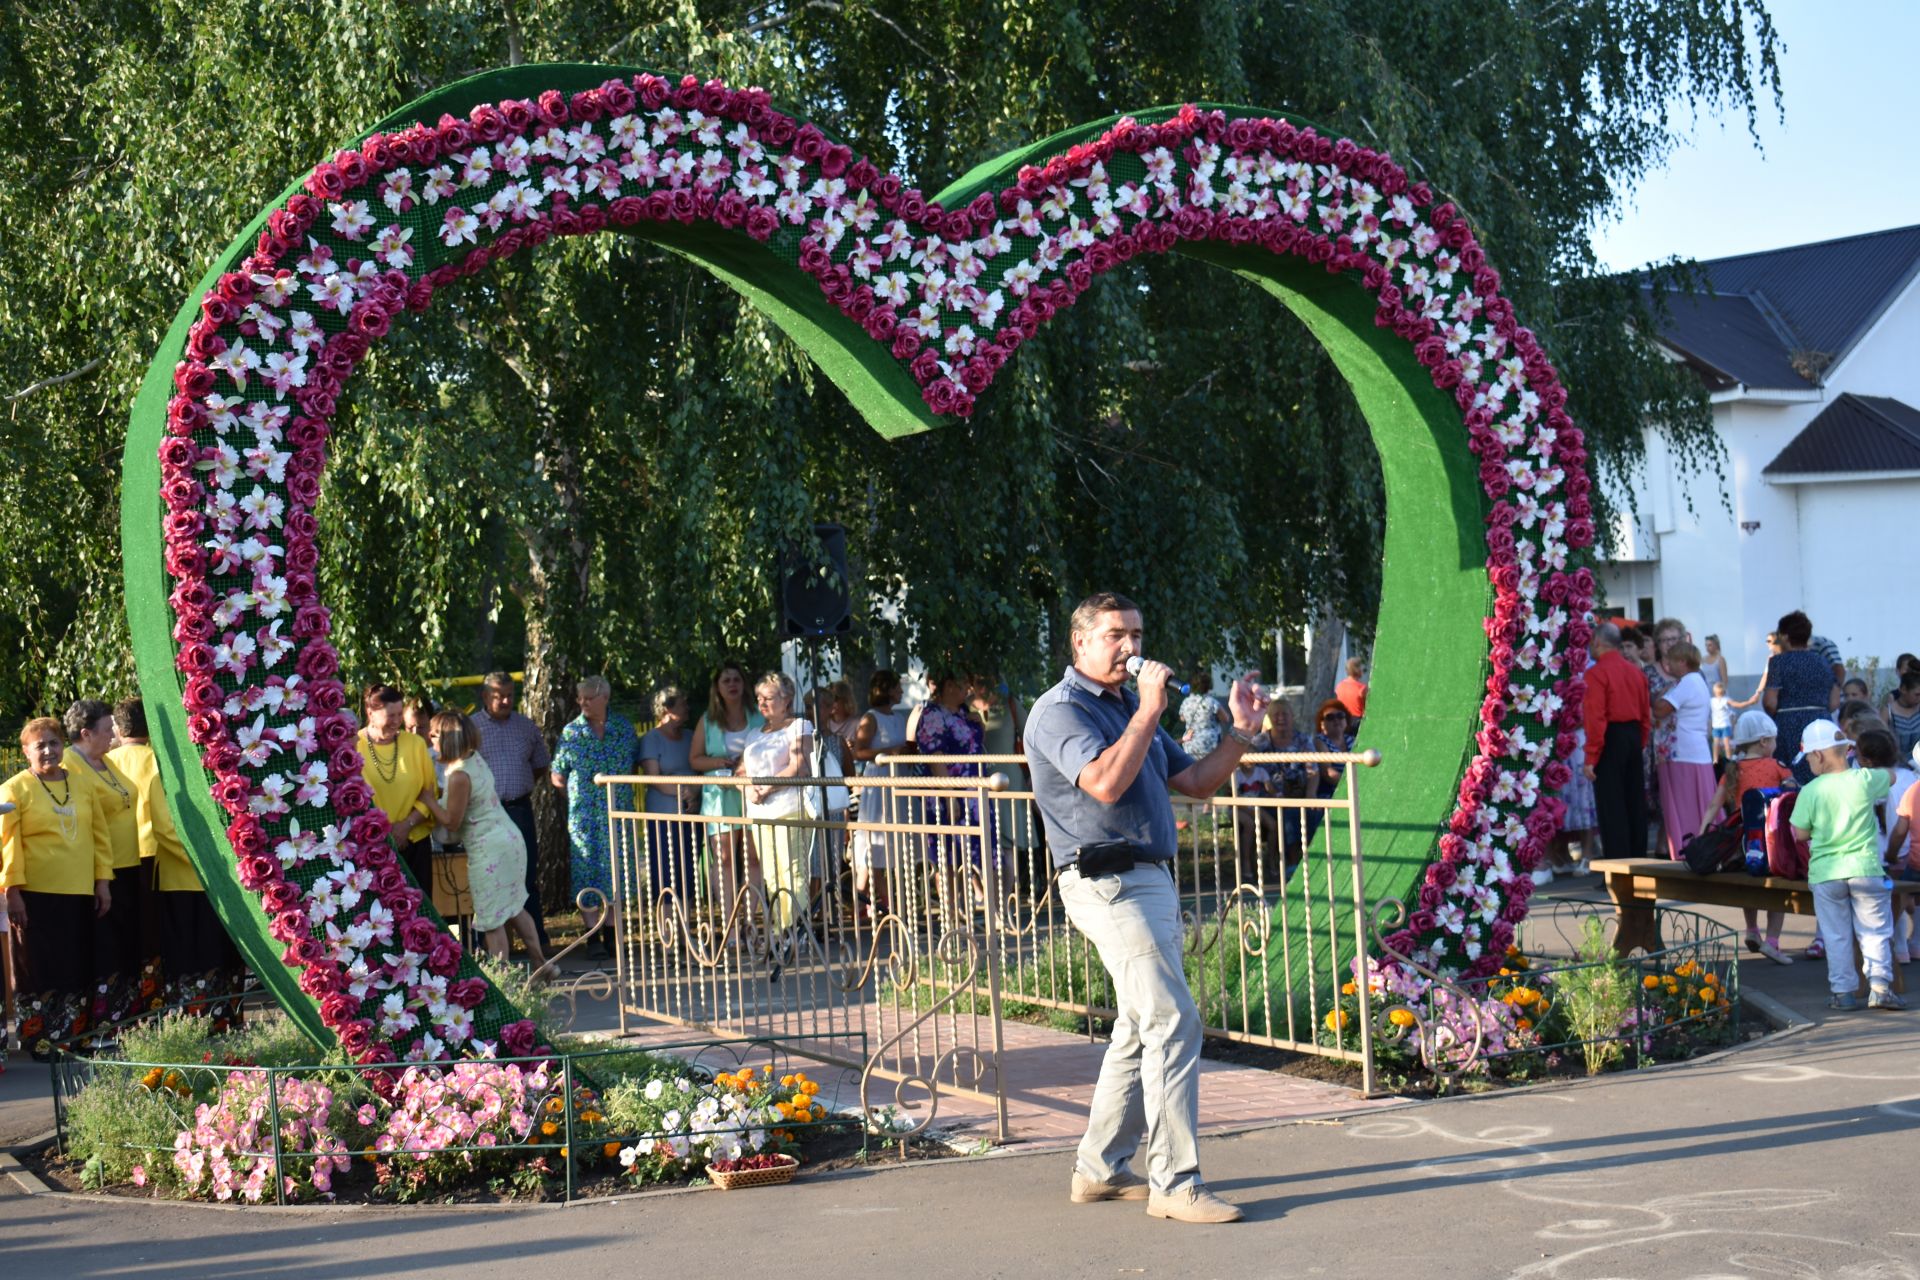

{"left": 1795, "top": 477, "right": 1920, "bottom": 672}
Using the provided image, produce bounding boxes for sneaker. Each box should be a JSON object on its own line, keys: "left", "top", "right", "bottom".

{"left": 1070, "top": 1169, "right": 1150, "bottom": 1203}
{"left": 1743, "top": 931, "right": 1761, "bottom": 955}
{"left": 1146, "top": 1184, "right": 1244, "bottom": 1224}
{"left": 1756, "top": 940, "right": 1792, "bottom": 966}
{"left": 1868, "top": 986, "right": 1907, "bottom": 1011}
{"left": 1804, "top": 938, "right": 1827, "bottom": 961}
{"left": 1531, "top": 867, "right": 1555, "bottom": 887}
{"left": 1829, "top": 991, "right": 1859, "bottom": 1011}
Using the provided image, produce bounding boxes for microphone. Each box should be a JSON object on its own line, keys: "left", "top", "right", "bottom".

{"left": 1125, "top": 656, "right": 1191, "bottom": 696}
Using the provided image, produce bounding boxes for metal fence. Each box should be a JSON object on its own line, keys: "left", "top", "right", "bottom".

{"left": 598, "top": 746, "right": 1386, "bottom": 1132}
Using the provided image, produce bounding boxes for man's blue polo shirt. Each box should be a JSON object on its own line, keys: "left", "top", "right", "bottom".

{"left": 1024, "top": 665, "right": 1196, "bottom": 869}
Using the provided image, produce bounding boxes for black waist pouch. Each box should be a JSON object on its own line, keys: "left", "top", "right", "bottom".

{"left": 1075, "top": 840, "right": 1138, "bottom": 876}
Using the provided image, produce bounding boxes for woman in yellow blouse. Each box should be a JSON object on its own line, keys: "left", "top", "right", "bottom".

{"left": 65, "top": 698, "right": 153, "bottom": 1023}
{"left": 106, "top": 698, "right": 245, "bottom": 1024}
{"left": 2, "top": 717, "right": 112, "bottom": 1056}
{"left": 357, "top": 684, "right": 439, "bottom": 892}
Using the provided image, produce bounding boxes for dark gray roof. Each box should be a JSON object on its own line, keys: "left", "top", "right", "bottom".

{"left": 1764, "top": 394, "right": 1920, "bottom": 476}
{"left": 1648, "top": 223, "right": 1920, "bottom": 391}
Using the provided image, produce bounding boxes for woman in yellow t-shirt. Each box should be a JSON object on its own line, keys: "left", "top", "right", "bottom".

{"left": 357, "top": 684, "right": 439, "bottom": 892}
{"left": 105, "top": 697, "right": 246, "bottom": 1027}
{"left": 1, "top": 717, "right": 112, "bottom": 1056}
{"left": 65, "top": 698, "right": 155, "bottom": 1024}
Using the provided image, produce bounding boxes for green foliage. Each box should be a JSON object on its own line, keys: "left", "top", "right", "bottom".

{"left": 1555, "top": 916, "right": 1636, "bottom": 1075}
{"left": 118, "top": 1009, "right": 316, "bottom": 1070}
{"left": 62, "top": 1064, "right": 195, "bottom": 1191}
{"left": 0, "top": 1, "right": 1779, "bottom": 726}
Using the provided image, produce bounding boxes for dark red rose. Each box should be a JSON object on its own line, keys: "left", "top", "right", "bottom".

{"left": 309, "top": 679, "right": 346, "bottom": 713}
{"left": 334, "top": 776, "right": 373, "bottom": 814}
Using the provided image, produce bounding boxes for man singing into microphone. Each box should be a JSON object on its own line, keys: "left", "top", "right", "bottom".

{"left": 1025, "top": 592, "right": 1267, "bottom": 1224}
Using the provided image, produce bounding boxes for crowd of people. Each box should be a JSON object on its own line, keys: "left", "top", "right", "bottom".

{"left": 1, "top": 699, "right": 248, "bottom": 1059}
{"left": 1571, "top": 609, "right": 1920, "bottom": 995}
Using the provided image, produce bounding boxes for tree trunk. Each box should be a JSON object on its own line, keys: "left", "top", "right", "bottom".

{"left": 1304, "top": 606, "right": 1347, "bottom": 721}
{"left": 522, "top": 606, "right": 575, "bottom": 920}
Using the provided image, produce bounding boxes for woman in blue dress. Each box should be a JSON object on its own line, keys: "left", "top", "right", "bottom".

{"left": 916, "top": 672, "right": 988, "bottom": 869}
{"left": 549, "top": 674, "right": 640, "bottom": 952}
{"left": 1764, "top": 610, "right": 1840, "bottom": 784}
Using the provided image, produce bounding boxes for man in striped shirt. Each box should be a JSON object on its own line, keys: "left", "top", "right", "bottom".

{"left": 1583, "top": 622, "right": 1652, "bottom": 860}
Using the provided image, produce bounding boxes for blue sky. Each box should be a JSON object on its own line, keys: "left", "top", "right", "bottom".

{"left": 1590, "top": 0, "right": 1920, "bottom": 272}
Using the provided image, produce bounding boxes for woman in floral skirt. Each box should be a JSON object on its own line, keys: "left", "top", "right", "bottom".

{"left": 421, "top": 711, "right": 550, "bottom": 975}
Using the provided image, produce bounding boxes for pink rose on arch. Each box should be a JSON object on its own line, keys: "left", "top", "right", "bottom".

{"left": 1408, "top": 909, "right": 1438, "bottom": 935}
{"left": 399, "top": 917, "right": 438, "bottom": 955}
{"left": 328, "top": 744, "right": 364, "bottom": 779}
{"left": 174, "top": 613, "right": 215, "bottom": 645}
{"left": 426, "top": 935, "right": 463, "bottom": 977}
{"left": 182, "top": 676, "right": 223, "bottom": 714}
{"left": 261, "top": 881, "right": 301, "bottom": 913}
{"left": 175, "top": 643, "right": 215, "bottom": 676}
{"left": 1542, "top": 760, "right": 1573, "bottom": 791}
{"left": 448, "top": 978, "right": 488, "bottom": 1010}
{"left": 235, "top": 852, "right": 277, "bottom": 889}
{"left": 500, "top": 1020, "right": 537, "bottom": 1057}
{"left": 1417, "top": 879, "right": 1444, "bottom": 910}
{"left": 300, "top": 964, "right": 347, "bottom": 998}
{"left": 1566, "top": 517, "right": 1595, "bottom": 548}
{"left": 269, "top": 909, "right": 308, "bottom": 944}
{"left": 295, "top": 641, "right": 339, "bottom": 680}
{"left": 375, "top": 865, "right": 411, "bottom": 900}
{"left": 320, "top": 992, "right": 360, "bottom": 1025}
{"left": 285, "top": 570, "right": 318, "bottom": 605}
{"left": 334, "top": 776, "right": 374, "bottom": 815}
{"left": 315, "top": 713, "right": 355, "bottom": 751}
{"left": 309, "top": 679, "right": 347, "bottom": 713}
{"left": 292, "top": 604, "right": 332, "bottom": 641}
{"left": 227, "top": 815, "right": 267, "bottom": 855}
{"left": 286, "top": 937, "right": 327, "bottom": 967}
{"left": 338, "top": 1021, "right": 375, "bottom": 1058}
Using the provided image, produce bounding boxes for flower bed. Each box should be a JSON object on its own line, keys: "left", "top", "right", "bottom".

{"left": 45, "top": 1009, "right": 873, "bottom": 1204}
{"left": 1320, "top": 903, "right": 1742, "bottom": 1089}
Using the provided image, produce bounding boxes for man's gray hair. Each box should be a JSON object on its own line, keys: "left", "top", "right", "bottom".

{"left": 576, "top": 673, "right": 612, "bottom": 699}
{"left": 1069, "top": 591, "right": 1141, "bottom": 637}
{"left": 483, "top": 670, "right": 515, "bottom": 692}
{"left": 1593, "top": 621, "right": 1623, "bottom": 649}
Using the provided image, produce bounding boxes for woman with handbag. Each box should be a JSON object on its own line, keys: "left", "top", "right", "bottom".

{"left": 419, "top": 710, "right": 551, "bottom": 976}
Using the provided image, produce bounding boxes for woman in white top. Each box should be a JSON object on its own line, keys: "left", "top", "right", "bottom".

{"left": 848, "top": 669, "right": 911, "bottom": 913}
{"left": 1653, "top": 640, "right": 1717, "bottom": 859}
{"left": 741, "top": 672, "right": 814, "bottom": 933}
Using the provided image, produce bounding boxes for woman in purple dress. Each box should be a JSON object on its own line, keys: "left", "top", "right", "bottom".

{"left": 916, "top": 672, "right": 988, "bottom": 869}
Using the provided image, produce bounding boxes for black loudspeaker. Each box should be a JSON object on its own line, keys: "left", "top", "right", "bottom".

{"left": 780, "top": 523, "right": 853, "bottom": 637}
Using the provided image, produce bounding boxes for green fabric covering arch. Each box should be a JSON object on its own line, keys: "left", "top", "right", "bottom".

{"left": 125, "top": 63, "right": 1594, "bottom": 1058}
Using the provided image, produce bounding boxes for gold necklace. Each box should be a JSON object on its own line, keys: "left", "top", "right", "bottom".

{"left": 363, "top": 733, "right": 401, "bottom": 784}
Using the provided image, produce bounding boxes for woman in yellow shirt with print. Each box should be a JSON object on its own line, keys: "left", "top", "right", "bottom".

{"left": 2, "top": 717, "right": 112, "bottom": 1057}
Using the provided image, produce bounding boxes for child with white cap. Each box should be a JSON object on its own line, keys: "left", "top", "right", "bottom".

{"left": 1710, "top": 709, "right": 1794, "bottom": 963}
{"left": 1789, "top": 719, "right": 1903, "bottom": 1010}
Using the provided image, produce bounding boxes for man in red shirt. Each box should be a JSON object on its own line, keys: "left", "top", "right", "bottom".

{"left": 1334, "top": 657, "right": 1368, "bottom": 722}
{"left": 1583, "top": 621, "right": 1652, "bottom": 859}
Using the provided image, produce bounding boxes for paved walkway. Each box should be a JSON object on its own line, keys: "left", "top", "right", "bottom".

{"left": 9, "top": 880, "right": 1920, "bottom": 1279}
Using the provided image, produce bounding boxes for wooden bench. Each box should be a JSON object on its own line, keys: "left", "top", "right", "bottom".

{"left": 1587, "top": 857, "right": 1920, "bottom": 994}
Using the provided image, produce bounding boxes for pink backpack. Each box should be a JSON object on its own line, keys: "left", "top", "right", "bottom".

{"left": 1765, "top": 791, "right": 1810, "bottom": 879}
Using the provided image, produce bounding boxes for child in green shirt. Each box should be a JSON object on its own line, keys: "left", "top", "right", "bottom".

{"left": 1790, "top": 719, "right": 1902, "bottom": 1010}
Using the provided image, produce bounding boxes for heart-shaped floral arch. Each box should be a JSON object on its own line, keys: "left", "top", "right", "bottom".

{"left": 124, "top": 63, "right": 1595, "bottom": 1063}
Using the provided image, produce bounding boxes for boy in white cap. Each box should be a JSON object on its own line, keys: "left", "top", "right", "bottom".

{"left": 1789, "top": 719, "right": 1903, "bottom": 1010}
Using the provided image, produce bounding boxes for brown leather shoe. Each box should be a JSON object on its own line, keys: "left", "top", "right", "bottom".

{"left": 1147, "top": 1184, "right": 1244, "bottom": 1223}
{"left": 1070, "top": 1169, "right": 1150, "bottom": 1203}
